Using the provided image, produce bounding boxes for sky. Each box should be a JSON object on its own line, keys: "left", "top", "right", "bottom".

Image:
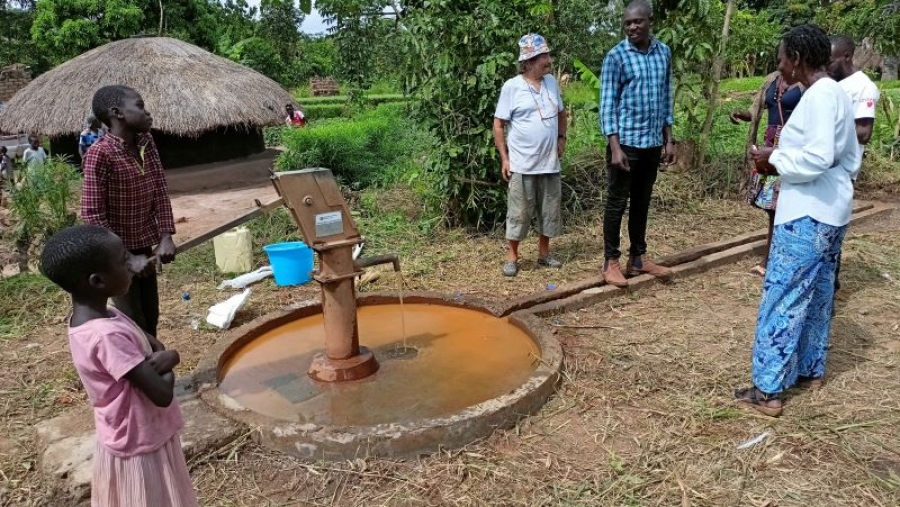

{"left": 244, "top": 0, "right": 332, "bottom": 35}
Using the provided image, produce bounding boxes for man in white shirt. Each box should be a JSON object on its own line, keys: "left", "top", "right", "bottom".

{"left": 828, "top": 35, "right": 878, "bottom": 158}
{"left": 493, "top": 33, "right": 567, "bottom": 277}
{"left": 827, "top": 34, "right": 879, "bottom": 292}
{"left": 22, "top": 135, "right": 48, "bottom": 173}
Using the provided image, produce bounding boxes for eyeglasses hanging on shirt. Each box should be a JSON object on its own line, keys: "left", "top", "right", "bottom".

{"left": 527, "top": 78, "right": 559, "bottom": 122}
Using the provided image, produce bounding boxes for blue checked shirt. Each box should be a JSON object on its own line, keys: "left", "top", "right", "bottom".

{"left": 600, "top": 38, "right": 674, "bottom": 148}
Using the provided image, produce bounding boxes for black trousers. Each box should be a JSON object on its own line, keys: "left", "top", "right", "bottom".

{"left": 604, "top": 145, "right": 662, "bottom": 260}
{"left": 113, "top": 247, "right": 159, "bottom": 337}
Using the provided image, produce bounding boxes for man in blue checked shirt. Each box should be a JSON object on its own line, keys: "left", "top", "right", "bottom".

{"left": 599, "top": 0, "right": 676, "bottom": 288}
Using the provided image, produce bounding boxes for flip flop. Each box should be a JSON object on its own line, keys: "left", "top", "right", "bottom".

{"left": 749, "top": 265, "right": 766, "bottom": 277}
{"left": 734, "top": 386, "right": 782, "bottom": 417}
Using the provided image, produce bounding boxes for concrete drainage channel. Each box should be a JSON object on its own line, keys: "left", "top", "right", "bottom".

{"left": 34, "top": 201, "right": 894, "bottom": 501}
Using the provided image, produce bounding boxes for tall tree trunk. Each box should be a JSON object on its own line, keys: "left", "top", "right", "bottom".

{"left": 158, "top": 0, "right": 165, "bottom": 35}
{"left": 697, "top": 0, "right": 736, "bottom": 167}
{"left": 16, "top": 236, "right": 29, "bottom": 273}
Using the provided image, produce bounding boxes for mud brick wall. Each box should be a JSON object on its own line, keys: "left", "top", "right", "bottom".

{"left": 0, "top": 64, "right": 32, "bottom": 102}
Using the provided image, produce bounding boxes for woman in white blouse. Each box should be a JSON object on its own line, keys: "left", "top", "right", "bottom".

{"left": 735, "top": 24, "right": 858, "bottom": 417}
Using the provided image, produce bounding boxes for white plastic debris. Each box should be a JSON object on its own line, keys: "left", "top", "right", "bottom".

{"left": 737, "top": 431, "right": 771, "bottom": 450}
{"left": 217, "top": 266, "right": 274, "bottom": 290}
{"left": 205, "top": 288, "right": 252, "bottom": 330}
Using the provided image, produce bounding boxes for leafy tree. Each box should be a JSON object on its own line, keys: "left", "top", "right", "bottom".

{"left": 223, "top": 36, "right": 285, "bottom": 80}
{"left": 31, "top": 0, "right": 144, "bottom": 63}
{"left": 293, "top": 35, "right": 338, "bottom": 80}
{"left": 258, "top": 0, "right": 305, "bottom": 66}
{"left": 150, "top": 0, "right": 220, "bottom": 50}
{"left": 30, "top": 0, "right": 222, "bottom": 64}
{"left": 0, "top": 6, "right": 52, "bottom": 74}
{"left": 725, "top": 8, "right": 780, "bottom": 77}
{"left": 400, "top": 0, "right": 544, "bottom": 226}
{"left": 317, "top": 0, "right": 398, "bottom": 92}
{"left": 541, "top": 0, "right": 620, "bottom": 73}
{"left": 655, "top": 0, "right": 723, "bottom": 151}
{"left": 212, "top": 0, "right": 258, "bottom": 55}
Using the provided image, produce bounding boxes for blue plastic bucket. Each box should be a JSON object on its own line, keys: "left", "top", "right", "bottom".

{"left": 262, "top": 241, "right": 314, "bottom": 286}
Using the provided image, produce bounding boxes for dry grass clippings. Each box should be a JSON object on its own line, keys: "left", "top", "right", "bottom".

{"left": 1, "top": 202, "right": 898, "bottom": 506}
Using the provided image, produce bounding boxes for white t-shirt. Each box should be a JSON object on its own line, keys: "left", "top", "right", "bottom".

{"left": 23, "top": 147, "right": 48, "bottom": 168}
{"left": 839, "top": 70, "right": 879, "bottom": 174}
{"left": 770, "top": 78, "right": 858, "bottom": 227}
{"left": 840, "top": 71, "right": 879, "bottom": 121}
{"left": 494, "top": 74, "right": 564, "bottom": 175}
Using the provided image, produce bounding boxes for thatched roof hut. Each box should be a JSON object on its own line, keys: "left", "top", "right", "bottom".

{"left": 0, "top": 36, "right": 295, "bottom": 168}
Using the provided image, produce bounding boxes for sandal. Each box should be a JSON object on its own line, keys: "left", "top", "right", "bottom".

{"left": 796, "top": 376, "right": 824, "bottom": 390}
{"left": 734, "top": 386, "right": 783, "bottom": 417}
{"left": 502, "top": 261, "right": 518, "bottom": 277}
{"left": 749, "top": 265, "right": 766, "bottom": 277}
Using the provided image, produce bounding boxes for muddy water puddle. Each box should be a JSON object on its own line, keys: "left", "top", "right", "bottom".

{"left": 219, "top": 304, "right": 540, "bottom": 426}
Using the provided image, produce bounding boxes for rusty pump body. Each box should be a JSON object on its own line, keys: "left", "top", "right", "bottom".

{"left": 271, "top": 168, "right": 399, "bottom": 382}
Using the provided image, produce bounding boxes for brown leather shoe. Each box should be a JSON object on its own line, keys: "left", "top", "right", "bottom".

{"left": 626, "top": 255, "right": 672, "bottom": 279}
{"left": 602, "top": 259, "right": 628, "bottom": 288}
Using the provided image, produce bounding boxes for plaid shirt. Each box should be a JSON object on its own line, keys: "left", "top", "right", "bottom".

{"left": 600, "top": 38, "right": 674, "bottom": 148}
{"left": 81, "top": 132, "right": 176, "bottom": 250}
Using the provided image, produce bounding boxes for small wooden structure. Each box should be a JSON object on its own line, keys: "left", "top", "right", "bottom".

{"left": 310, "top": 77, "right": 340, "bottom": 96}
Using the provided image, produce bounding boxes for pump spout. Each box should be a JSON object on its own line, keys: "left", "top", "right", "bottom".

{"left": 354, "top": 253, "right": 401, "bottom": 272}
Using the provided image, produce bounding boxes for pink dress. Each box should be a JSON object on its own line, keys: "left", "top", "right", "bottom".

{"left": 68, "top": 308, "right": 197, "bottom": 507}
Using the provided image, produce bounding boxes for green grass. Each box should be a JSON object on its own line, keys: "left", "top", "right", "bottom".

{"left": 298, "top": 94, "right": 406, "bottom": 106}
{"left": 562, "top": 81, "right": 597, "bottom": 109}
{"left": 293, "top": 78, "right": 403, "bottom": 100}
{"left": 0, "top": 272, "right": 66, "bottom": 339}
{"left": 276, "top": 103, "right": 429, "bottom": 188}
{"left": 304, "top": 103, "right": 348, "bottom": 120}
{"left": 719, "top": 76, "right": 765, "bottom": 93}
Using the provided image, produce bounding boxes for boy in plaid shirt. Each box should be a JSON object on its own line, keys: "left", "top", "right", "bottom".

{"left": 81, "top": 85, "right": 176, "bottom": 337}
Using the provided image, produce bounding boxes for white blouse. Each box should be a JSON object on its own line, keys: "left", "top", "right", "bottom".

{"left": 769, "top": 77, "right": 859, "bottom": 227}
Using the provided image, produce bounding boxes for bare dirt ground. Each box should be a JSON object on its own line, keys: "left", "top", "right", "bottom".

{"left": 169, "top": 183, "right": 279, "bottom": 244}
{"left": 1, "top": 199, "right": 898, "bottom": 506}
{"left": 0, "top": 150, "right": 280, "bottom": 276}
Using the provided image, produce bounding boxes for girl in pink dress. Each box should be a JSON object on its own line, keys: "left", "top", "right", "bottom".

{"left": 40, "top": 225, "right": 197, "bottom": 507}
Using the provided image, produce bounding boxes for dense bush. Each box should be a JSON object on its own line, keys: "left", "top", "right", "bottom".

{"left": 5, "top": 157, "right": 80, "bottom": 271}
{"left": 276, "top": 104, "right": 430, "bottom": 188}
{"left": 303, "top": 104, "right": 347, "bottom": 120}
{"left": 297, "top": 94, "right": 405, "bottom": 106}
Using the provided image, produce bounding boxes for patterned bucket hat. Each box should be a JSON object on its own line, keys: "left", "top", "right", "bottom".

{"left": 518, "top": 33, "right": 551, "bottom": 62}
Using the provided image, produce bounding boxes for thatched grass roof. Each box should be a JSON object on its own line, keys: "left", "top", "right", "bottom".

{"left": 0, "top": 36, "right": 295, "bottom": 137}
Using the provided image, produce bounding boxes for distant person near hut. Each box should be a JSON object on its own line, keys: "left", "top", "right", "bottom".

{"left": 79, "top": 114, "right": 107, "bottom": 159}
{"left": 285, "top": 104, "right": 306, "bottom": 127}
{"left": 0, "top": 146, "right": 13, "bottom": 187}
{"left": 81, "top": 85, "right": 176, "bottom": 338}
{"left": 493, "top": 33, "right": 567, "bottom": 277}
{"left": 22, "top": 134, "right": 48, "bottom": 172}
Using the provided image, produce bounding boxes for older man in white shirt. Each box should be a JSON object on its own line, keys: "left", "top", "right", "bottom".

{"left": 493, "top": 34, "right": 568, "bottom": 277}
